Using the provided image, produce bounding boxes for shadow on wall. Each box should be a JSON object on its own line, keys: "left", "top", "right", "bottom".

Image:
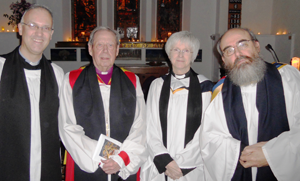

{"left": 213, "top": 37, "right": 226, "bottom": 79}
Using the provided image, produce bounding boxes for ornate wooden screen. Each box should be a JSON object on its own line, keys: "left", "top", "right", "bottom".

{"left": 72, "top": 0, "right": 97, "bottom": 41}
{"left": 157, "top": 0, "right": 182, "bottom": 40}
{"left": 114, "top": 0, "right": 140, "bottom": 41}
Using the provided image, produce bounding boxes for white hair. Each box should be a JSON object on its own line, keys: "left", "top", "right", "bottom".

{"left": 88, "top": 26, "right": 120, "bottom": 45}
{"left": 165, "top": 31, "right": 200, "bottom": 62}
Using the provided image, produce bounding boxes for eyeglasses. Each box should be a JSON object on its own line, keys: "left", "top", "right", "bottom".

{"left": 21, "top": 22, "right": 53, "bottom": 32}
{"left": 95, "top": 43, "right": 116, "bottom": 50}
{"left": 171, "top": 48, "right": 193, "bottom": 55}
{"left": 222, "top": 39, "right": 253, "bottom": 57}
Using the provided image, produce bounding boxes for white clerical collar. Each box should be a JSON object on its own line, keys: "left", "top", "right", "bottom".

{"left": 101, "top": 71, "right": 108, "bottom": 75}
{"left": 19, "top": 47, "right": 41, "bottom": 66}
{"left": 174, "top": 74, "right": 186, "bottom": 79}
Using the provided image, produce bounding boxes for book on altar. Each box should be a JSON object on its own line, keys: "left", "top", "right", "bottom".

{"left": 92, "top": 134, "right": 122, "bottom": 162}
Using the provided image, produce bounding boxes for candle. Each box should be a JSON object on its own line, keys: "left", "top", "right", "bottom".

{"left": 81, "top": 32, "right": 85, "bottom": 38}
{"left": 86, "top": 37, "right": 89, "bottom": 42}
{"left": 168, "top": 32, "right": 172, "bottom": 37}
{"left": 291, "top": 57, "right": 300, "bottom": 70}
{"left": 1, "top": 27, "right": 4, "bottom": 32}
{"left": 75, "top": 37, "right": 78, "bottom": 41}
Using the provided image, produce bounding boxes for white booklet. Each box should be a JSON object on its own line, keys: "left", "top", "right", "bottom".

{"left": 92, "top": 134, "right": 122, "bottom": 163}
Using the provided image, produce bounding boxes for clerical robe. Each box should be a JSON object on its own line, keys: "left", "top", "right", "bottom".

{"left": 59, "top": 67, "right": 147, "bottom": 180}
{"left": 141, "top": 74, "right": 212, "bottom": 181}
{"left": 0, "top": 53, "right": 64, "bottom": 181}
{"left": 200, "top": 64, "right": 300, "bottom": 181}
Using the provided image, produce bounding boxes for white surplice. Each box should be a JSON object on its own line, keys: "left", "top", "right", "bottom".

{"left": 59, "top": 71, "right": 147, "bottom": 180}
{"left": 141, "top": 74, "right": 212, "bottom": 181}
{"left": 0, "top": 57, "right": 64, "bottom": 181}
{"left": 200, "top": 64, "right": 300, "bottom": 181}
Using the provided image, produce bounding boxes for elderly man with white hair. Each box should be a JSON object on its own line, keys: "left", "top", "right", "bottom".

{"left": 59, "top": 26, "right": 147, "bottom": 181}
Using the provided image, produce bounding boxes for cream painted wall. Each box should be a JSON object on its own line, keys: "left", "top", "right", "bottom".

{"left": 217, "top": 0, "right": 229, "bottom": 35}
{"left": 217, "top": 0, "right": 274, "bottom": 36}
{"left": 188, "top": 0, "right": 218, "bottom": 81}
{"left": 62, "top": 0, "right": 71, "bottom": 42}
{"left": 241, "top": 0, "right": 273, "bottom": 34}
{"left": 0, "top": 32, "right": 20, "bottom": 55}
{"left": 272, "top": 0, "right": 300, "bottom": 57}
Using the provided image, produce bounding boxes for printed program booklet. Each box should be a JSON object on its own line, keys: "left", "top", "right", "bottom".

{"left": 93, "top": 134, "right": 122, "bottom": 163}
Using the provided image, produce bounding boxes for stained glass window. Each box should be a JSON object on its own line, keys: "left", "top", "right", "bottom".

{"left": 114, "top": 0, "right": 140, "bottom": 41}
{"left": 72, "top": 0, "right": 97, "bottom": 41}
{"left": 157, "top": 0, "right": 182, "bottom": 40}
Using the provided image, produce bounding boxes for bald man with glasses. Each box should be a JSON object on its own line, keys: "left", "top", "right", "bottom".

{"left": 0, "top": 4, "right": 64, "bottom": 181}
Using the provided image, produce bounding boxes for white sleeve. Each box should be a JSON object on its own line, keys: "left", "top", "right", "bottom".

{"left": 58, "top": 72, "right": 99, "bottom": 173}
{"left": 111, "top": 75, "right": 148, "bottom": 179}
{"left": 262, "top": 65, "right": 300, "bottom": 181}
{"left": 174, "top": 91, "right": 212, "bottom": 169}
{"left": 146, "top": 78, "right": 170, "bottom": 159}
{"left": 200, "top": 92, "right": 240, "bottom": 181}
{"left": 143, "top": 78, "right": 170, "bottom": 179}
{"left": 0, "top": 57, "right": 5, "bottom": 80}
{"left": 51, "top": 63, "right": 64, "bottom": 93}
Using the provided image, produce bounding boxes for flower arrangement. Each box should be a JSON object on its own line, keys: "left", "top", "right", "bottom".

{"left": 3, "top": 0, "right": 32, "bottom": 27}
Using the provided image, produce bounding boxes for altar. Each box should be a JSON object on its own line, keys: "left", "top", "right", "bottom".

{"left": 118, "top": 64, "right": 169, "bottom": 85}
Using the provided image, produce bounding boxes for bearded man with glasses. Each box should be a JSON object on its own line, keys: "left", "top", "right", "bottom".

{"left": 0, "top": 4, "right": 64, "bottom": 181}
{"left": 199, "top": 28, "right": 300, "bottom": 181}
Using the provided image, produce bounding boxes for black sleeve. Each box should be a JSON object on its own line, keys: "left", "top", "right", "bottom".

{"left": 153, "top": 153, "right": 173, "bottom": 174}
{"left": 181, "top": 167, "right": 196, "bottom": 176}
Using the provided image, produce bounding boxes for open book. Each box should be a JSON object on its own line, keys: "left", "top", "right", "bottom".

{"left": 92, "top": 134, "right": 122, "bottom": 162}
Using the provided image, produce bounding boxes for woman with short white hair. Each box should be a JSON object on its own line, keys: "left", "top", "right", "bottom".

{"left": 141, "top": 31, "right": 213, "bottom": 181}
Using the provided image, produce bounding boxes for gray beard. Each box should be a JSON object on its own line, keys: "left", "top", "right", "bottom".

{"left": 225, "top": 55, "right": 266, "bottom": 86}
